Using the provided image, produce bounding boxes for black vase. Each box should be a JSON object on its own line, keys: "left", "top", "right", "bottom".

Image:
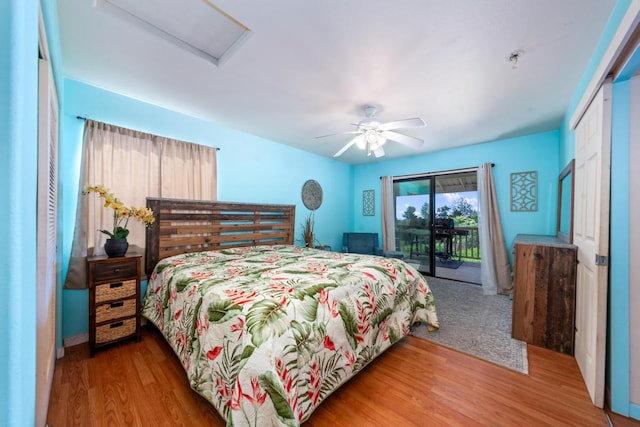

{"left": 104, "top": 238, "right": 129, "bottom": 258}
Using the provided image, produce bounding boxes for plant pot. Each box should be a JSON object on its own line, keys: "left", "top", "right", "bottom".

{"left": 104, "top": 238, "right": 129, "bottom": 258}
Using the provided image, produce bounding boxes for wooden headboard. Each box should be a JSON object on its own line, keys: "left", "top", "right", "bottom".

{"left": 145, "top": 198, "right": 296, "bottom": 275}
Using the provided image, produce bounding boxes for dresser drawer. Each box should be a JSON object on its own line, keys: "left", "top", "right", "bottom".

{"left": 96, "top": 298, "right": 137, "bottom": 323}
{"left": 95, "top": 317, "right": 136, "bottom": 344}
{"left": 95, "top": 279, "right": 137, "bottom": 303}
{"left": 93, "top": 259, "right": 138, "bottom": 281}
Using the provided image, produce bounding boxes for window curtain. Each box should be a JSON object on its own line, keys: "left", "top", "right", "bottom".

{"left": 381, "top": 176, "right": 397, "bottom": 252}
{"left": 160, "top": 138, "right": 217, "bottom": 199}
{"left": 64, "top": 120, "right": 217, "bottom": 289}
{"left": 477, "top": 163, "right": 512, "bottom": 295}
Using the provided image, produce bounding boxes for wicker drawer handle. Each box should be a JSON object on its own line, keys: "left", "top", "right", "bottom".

{"left": 113, "top": 268, "right": 121, "bottom": 273}
{"left": 110, "top": 301, "right": 124, "bottom": 308}
{"left": 110, "top": 321, "right": 124, "bottom": 329}
{"left": 109, "top": 282, "right": 123, "bottom": 288}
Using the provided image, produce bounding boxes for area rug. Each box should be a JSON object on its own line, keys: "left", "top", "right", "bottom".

{"left": 412, "top": 277, "right": 529, "bottom": 374}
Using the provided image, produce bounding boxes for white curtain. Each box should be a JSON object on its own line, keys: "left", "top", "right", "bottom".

{"left": 160, "top": 138, "right": 217, "bottom": 199}
{"left": 381, "top": 176, "right": 396, "bottom": 252}
{"left": 64, "top": 120, "right": 217, "bottom": 289}
{"left": 477, "top": 163, "right": 512, "bottom": 295}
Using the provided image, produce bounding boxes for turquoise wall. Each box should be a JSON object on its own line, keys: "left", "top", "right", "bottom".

{"left": 59, "top": 80, "right": 353, "bottom": 339}
{"left": 560, "top": 0, "right": 633, "bottom": 167}
{"left": 351, "top": 131, "right": 561, "bottom": 260}
{"left": 0, "top": 1, "right": 38, "bottom": 425}
{"left": 610, "top": 78, "right": 632, "bottom": 417}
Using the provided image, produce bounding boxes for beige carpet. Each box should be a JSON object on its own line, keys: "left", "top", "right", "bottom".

{"left": 411, "top": 276, "right": 529, "bottom": 375}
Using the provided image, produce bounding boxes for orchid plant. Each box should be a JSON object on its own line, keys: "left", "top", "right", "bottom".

{"left": 84, "top": 184, "right": 155, "bottom": 239}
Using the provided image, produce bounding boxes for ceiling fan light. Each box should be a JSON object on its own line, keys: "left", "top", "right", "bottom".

{"left": 361, "top": 130, "right": 374, "bottom": 147}
{"left": 366, "top": 130, "right": 386, "bottom": 150}
{"left": 370, "top": 139, "right": 385, "bottom": 151}
{"left": 355, "top": 134, "right": 367, "bottom": 150}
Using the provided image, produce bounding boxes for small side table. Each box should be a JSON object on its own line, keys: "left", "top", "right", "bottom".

{"left": 87, "top": 253, "right": 142, "bottom": 357}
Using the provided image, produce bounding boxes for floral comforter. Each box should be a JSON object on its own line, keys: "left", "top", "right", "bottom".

{"left": 142, "top": 245, "right": 438, "bottom": 426}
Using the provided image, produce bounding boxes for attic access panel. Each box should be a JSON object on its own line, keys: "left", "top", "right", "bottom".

{"left": 103, "top": 0, "right": 252, "bottom": 66}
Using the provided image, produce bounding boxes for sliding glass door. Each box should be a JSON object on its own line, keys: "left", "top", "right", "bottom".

{"left": 393, "top": 177, "right": 434, "bottom": 275}
{"left": 393, "top": 170, "right": 480, "bottom": 282}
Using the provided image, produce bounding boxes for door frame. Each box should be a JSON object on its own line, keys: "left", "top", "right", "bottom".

{"left": 36, "top": 9, "right": 59, "bottom": 427}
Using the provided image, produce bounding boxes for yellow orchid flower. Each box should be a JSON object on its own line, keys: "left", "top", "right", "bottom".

{"left": 84, "top": 184, "right": 155, "bottom": 239}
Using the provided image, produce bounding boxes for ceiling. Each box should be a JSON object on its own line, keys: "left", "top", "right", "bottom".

{"left": 56, "top": 0, "right": 615, "bottom": 165}
{"left": 435, "top": 172, "right": 477, "bottom": 194}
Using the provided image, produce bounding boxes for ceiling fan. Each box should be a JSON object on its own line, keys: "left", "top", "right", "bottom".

{"left": 317, "top": 105, "right": 426, "bottom": 158}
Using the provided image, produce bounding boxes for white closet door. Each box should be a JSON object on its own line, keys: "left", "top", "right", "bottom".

{"left": 573, "top": 80, "right": 611, "bottom": 408}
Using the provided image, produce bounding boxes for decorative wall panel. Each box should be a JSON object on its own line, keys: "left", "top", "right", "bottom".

{"left": 510, "top": 171, "right": 537, "bottom": 212}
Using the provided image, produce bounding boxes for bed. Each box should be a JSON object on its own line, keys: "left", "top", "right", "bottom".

{"left": 141, "top": 198, "right": 439, "bottom": 426}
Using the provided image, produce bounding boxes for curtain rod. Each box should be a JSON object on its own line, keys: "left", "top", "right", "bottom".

{"left": 76, "top": 116, "right": 220, "bottom": 150}
{"left": 380, "top": 163, "right": 494, "bottom": 180}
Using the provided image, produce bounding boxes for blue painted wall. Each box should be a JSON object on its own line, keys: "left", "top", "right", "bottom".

{"left": 59, "top": 80, "right": 353, "bottom": 339}
{"left": 0, "top": 1, "right": 38, "bottom": 425}
{"left": 610, "top": 78, "right": 632, "bottom": 417}
{"left": 351, "top": 131, "right": 561, "bottom": 260}
{"left": 560, "top": 0, "right": 633, "bottom": 166}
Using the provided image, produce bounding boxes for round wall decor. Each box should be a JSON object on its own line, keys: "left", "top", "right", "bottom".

{"left": 301, "top": 179, "right": 323, "bottom": 210}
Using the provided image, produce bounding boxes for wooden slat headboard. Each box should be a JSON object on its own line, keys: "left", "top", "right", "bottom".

{"left": 145, "top": 198, "right": 296, "bottom": 275}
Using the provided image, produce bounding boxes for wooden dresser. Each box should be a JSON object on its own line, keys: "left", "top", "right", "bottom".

{"left": 511, "top": 234, "right": 577, "bottom": 355}
{"left": 87, "top": 254, "right": 142, "bottom": 356}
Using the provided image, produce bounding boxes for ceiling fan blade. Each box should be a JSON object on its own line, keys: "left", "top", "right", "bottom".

{"left": 377, "top": 117, "right": 425, "bottom": 131}
{"left": 380, "top": 130, "right": 424, "bottom": 149}
{"left": 316, "top": 130, "right": 361, "bottom": 139}
{"left": 373, "top": 146, "right": 386, "bottom": 158}
{"left": 333, "top": 134, "right": 363, "bottom": 157}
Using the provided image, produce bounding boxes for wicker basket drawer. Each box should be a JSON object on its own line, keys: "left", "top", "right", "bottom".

{"left": 93, "top": 259, "right": 138, "bottom": 281}
{"left": 95, "top": 317, "right": 136, "bottom": 344}
{"left": 95, "top": 279, "right": 137, "bottom": 303}
{"left": 96, "top": 298, "right": 137, "bottom": 323}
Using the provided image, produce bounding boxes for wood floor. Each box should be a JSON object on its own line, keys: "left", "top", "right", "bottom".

{"left": 46, "top": 326, "right": 639, "bottom": 427}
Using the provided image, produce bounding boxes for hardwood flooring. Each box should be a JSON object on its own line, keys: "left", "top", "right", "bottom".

{"left": 47, "top": 326, "right": 638, "bottom": 427}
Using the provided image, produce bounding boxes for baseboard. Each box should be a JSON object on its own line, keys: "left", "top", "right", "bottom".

{"left": 56, "top": 347, "right": 64, "bottom": 359}
{"left": 63, "top": 333, "right": 88, "bottom": 348}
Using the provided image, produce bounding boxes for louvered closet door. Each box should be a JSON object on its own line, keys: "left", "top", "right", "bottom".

{"left": 36, "top": 56, "right": 58, "bottom": 427}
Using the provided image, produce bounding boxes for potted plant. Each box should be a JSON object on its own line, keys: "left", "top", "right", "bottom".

{"left": 84, "top": 184, "right": 155, "bottom": 257}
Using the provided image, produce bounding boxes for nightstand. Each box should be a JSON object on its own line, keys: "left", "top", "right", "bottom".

{"left": 87, "top": 254, "right": 142, "bottom": 357}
